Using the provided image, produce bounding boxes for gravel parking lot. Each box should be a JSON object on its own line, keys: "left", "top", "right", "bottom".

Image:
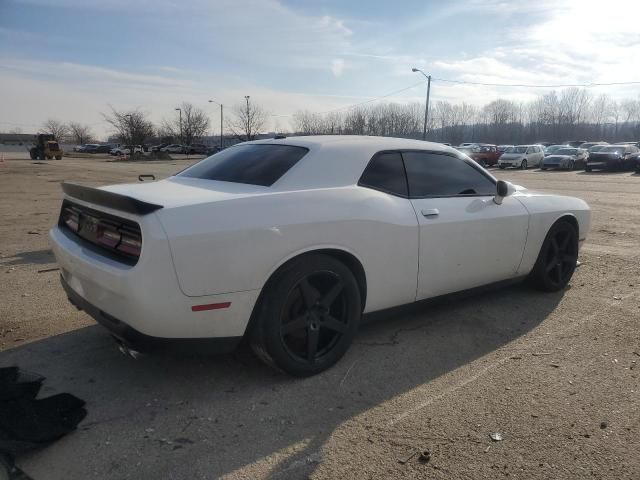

{"left": 1, "top": 153, "right": 639, "bottom": 479}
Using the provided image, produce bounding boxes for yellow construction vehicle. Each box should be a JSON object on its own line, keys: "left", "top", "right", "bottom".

{"left": 29, "top": 134, "right": 63, "bottom": 160}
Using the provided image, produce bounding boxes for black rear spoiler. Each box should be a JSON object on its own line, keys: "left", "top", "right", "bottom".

{"left": 62, "top": 182, "right": 163, "bottom": 215}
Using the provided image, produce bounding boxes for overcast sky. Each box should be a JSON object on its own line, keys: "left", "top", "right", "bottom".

{"left": 1, "top": 0, "right": 639, "bottom": 138}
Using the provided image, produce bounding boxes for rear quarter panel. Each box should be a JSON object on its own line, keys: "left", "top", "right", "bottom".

{"left": 515, "top": 192, "right": 591, "bottom": 274}
{"left": 157, "top": 186, "right": 420, "bottom": 313}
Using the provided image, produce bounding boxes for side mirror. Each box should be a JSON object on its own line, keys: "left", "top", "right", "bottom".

{"left": 494, "top": 180, "right": 516, "bottom": 205}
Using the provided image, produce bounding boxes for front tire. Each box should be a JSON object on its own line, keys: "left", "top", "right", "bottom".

{"left": 528, "top": 220, "right": 578, "bottom": 292}
{"left": 520, "top": 159, "right": 527, "bottom": 169}
{"left": 249, "top": 254, "right": 362, "bottom": 376}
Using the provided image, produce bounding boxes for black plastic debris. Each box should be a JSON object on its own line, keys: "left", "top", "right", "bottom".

{"left": 0, "top": 367, "right": 87, "bottom": 479}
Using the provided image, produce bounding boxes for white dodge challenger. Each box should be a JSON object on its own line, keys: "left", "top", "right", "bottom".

{"left": 50, "top": 136, "right": 590, "bottom": 376}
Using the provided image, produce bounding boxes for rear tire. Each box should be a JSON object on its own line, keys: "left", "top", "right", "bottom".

{"left": 528, "top": 220, "right": 578, "bottom": 292}
{"left": 249, "top": 254, "right": 361, "bottom": 376}
{"left": 585, "top": 167, "right": 591, "bottom": 172}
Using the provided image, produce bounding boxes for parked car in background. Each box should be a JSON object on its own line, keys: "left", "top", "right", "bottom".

{"left": 586, "top": 144, "right": 640, "bottom": 171}
{"left": 579, "top": 141, "right": 607, "bottom": 150}
{"left": 161, "top": 144, "right": 187, "bottom": 154}
{"left": 564, "top": 140, "right": 589, "bottom": 148}
{"left": 498, "top": 145, "right": 545, "bottom": 169}
{"left": 631, "top": 152, "right": 640, "bottom": 172}
{"left": 95, "top": 145, "right": 113, "bottom": 154}
{"left": 151, "top": 144, "right": 169, "bottom": 152}
{"left": 458, "top": 142, "right": 476, "bottom": 148}
{"left": 187, "top": 144, "right": 209, "bottom": 155}
{"left": 111, "top": 145, "right": 143, "bottom": 156}
{"left": 544, "top": 144, "right": 569, "bottom": 157}
{"left": 50, "top": 136, "right": 590, "bottom": 376}
{"left": 497, "top": 145, "right": 513, "bottom": 154}
{"left": 458, "top": 144, "right": 501, "bottom": 167}
{"left": 541, "top": 147, "right": 588, "bottom": 170}
{"left": 76, "top": 144, "right": 100, "bottom": 154}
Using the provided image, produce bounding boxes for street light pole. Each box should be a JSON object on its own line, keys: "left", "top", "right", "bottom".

{"left": 175, "top": 107, "right": 182, "bottom": 144}
{"left": 412, "top": 68, "right": 431, "bottom": 141}
{"left": 208, "top": 99, "right": 224, "bottom": 149}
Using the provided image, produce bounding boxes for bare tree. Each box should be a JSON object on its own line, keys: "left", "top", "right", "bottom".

{"left": 102, "top": 107, "right": 154, "bottom": 145}
{"left": 228, "top": 98, "right": 267, "bottom": 141}
{"left": 68, "top": 122, "right": 94, "bottom": 145}
{"left": 41, "top": 119, "right": 70, "bottom": 141}
{"left": 161, "top": 102, "right": 210, "bottom": 145}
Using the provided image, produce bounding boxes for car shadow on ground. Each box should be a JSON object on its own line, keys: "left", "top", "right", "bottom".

{"left": 0, "top": 249, "right": 55, "bottom": 267}
{"left": 0, "top": 281, "right": 564, "bottom": 479}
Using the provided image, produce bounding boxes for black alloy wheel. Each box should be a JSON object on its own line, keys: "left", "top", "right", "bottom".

{"left": 249, "top": 254, "right": 361, "bottom": 376}
{"left": 279, "top": 272, "right": 348, "bottom": 364}
{"left": 529, "top": 220, "right": 578, "bottom": 292}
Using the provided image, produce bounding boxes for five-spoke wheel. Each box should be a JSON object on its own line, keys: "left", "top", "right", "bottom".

{"left": 529, "top": 220, "right": 578, "bottom": 291}
{"left": 249, "top": 254, "right": 361, "bottom": 376}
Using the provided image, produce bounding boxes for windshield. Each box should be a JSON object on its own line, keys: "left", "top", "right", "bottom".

{"left": 505, "top": 146, "right": 527, "bottom": 154}
{"left": 545, "top": 145, "right": 564, "bottom": 154}
{"left": 555, "top": 148, "right": 578, "bottom": 155}
{"left": 178, "top": 144, "right": 309, "bottom": 186}
{"left": 601, "top": 146, "right": 625, "bottom": 154}
{"left": 457, "top": 146, "right": 479, "bottom": 153}
{"left": 589, "top": 145, "right": 606, "bottom": 152}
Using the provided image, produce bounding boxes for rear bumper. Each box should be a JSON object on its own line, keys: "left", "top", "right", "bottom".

{"left": 50, "top": 224, "right": 260, "bottom": 340}
{"left": 61, "top": 274, "right": 242, "bottom": 353}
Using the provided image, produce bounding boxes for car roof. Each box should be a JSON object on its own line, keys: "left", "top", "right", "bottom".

{"left": 241, "top": 135, "right": 461, "bottom": 190}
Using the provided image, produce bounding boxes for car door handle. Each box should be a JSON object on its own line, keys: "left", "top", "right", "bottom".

{"left": 421, "top": 208, "right": 440, "bottom": 217}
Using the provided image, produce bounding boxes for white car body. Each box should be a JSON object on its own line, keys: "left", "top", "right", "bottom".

{"left": 499, "top": 145, "right": 545, "bottom": 169}
{"left": 161, "top": 144, "right": 186, "bottom": 154}
{"left": 50, "top": 136, "right": 590, "bottom": 351}
{"left": 111, "top": 145, "right": 142, "bottom": 156}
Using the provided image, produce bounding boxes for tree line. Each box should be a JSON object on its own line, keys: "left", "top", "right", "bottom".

{"left": 39, "top": 100, "right": 268, "bottom": 145}
{"left": 293, "top": 88, "right": 640, "bottom": 145}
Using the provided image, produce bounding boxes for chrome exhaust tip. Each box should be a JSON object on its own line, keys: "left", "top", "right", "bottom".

{"left": 113, "top": 337, "right": 141, "bottom": 359}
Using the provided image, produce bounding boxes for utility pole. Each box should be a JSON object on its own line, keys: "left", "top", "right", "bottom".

{"left": 245, "top": 95, "right": 250, "bottom": 140}
{"left": 412, "top": 68, "right": 431, "bottom": 141}
{"left": 175, "top": 107, "right": 182, "bottom": 144}
{"left": 208, "top": 99, "right": 224, "bottom": 149}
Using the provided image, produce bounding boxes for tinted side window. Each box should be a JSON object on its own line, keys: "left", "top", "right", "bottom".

{"left": 359, "top": 152, "right": 408, "bottom": 197}
{"left": 178, "top": 144, "right": 308, "bottom": 186}
{"left": 403, "top": 151, "right": 495, "bottom": 198}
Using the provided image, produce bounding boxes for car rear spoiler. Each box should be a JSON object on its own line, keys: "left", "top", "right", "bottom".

{"left": 62, "top": 182, "right": 163, "bottom": 215}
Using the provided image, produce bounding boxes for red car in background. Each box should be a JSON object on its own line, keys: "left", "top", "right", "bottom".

{"left": 457, "top": 144, "right": 501, "bottom": 167}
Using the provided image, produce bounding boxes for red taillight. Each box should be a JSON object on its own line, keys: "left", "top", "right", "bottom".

{"left": 96, "top": 223, "right": 121, "bottom": 248}
{"left": 62, "top": 208, "right": 79, "bottom": 232}
{"left": 117, "top": 232, "right": 142, "bottom": 257}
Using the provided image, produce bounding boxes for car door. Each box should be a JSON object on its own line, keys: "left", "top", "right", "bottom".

{"left": 403, "top": 150, "right": 529, "bottom": 300}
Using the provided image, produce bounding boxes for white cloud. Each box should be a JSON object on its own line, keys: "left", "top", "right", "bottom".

{"left": 331, "top": 59, "right": 345, "bottom": 77}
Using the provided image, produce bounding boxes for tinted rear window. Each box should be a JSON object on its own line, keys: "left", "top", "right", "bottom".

{"left": 359, "top": 152, "right": 408, "bottom": 197}
{"left": 178, "top": 144, "right": 308, "bottom": 186}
